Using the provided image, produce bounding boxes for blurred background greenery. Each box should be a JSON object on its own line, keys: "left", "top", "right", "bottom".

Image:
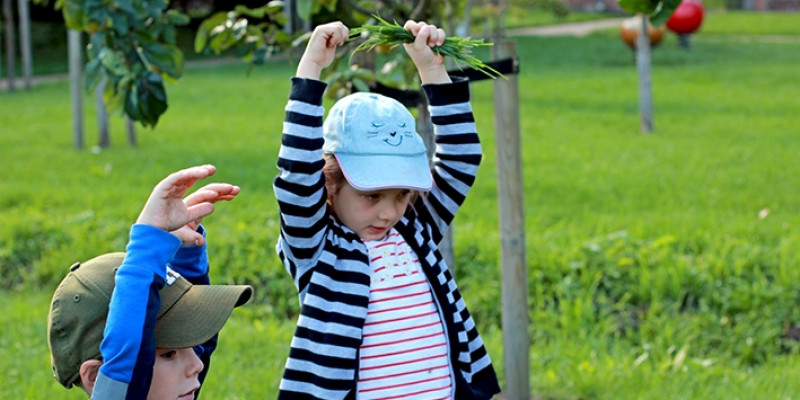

{"left": 2, "top": 1, "right": 800, "bottom": 399}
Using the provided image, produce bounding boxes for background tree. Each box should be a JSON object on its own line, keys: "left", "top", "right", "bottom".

{"left": 56, "top": 0, "right": 480, "bottom": 129}
{"left": 56, "top": 0, "right": 192, "bottom": 127}
{"left": 197, "top": 0, "right": 472, "bottom": 101}
{"left": 56, "top": 0, "right": 562, "bottom": 127}
{"left": 617, "top": 0, "right": 682, "bottom": 132}
{"left": 3, "top": 0, "right": 16, "bottom": 91}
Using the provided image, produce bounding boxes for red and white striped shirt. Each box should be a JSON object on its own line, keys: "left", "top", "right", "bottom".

{"left": 357, "top": 229, "right": 453, "bottom": 400}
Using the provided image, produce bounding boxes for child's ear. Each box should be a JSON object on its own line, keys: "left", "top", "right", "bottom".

{"left": 78, "top": 359, "right": 103, "bottom": 395}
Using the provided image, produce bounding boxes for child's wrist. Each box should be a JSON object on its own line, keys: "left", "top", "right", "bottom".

{"left": 296, "top": 59, "right": 323, "bottom": 80}
{"left": 418, "top": 65, "right": 450, "bottom": 85}
{"left": 134, "top": 215, "right": 168, "bottom": 232}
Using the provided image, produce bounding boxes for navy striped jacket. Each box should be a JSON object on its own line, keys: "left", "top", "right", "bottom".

{"left": 274, "top": 77, "right": 501, "bottom": 400}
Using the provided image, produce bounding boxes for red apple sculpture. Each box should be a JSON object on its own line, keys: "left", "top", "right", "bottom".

{"left": 666, "top": 0, "right": 704, "bottom": 49}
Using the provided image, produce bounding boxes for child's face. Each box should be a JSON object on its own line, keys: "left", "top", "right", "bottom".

{"left": 331, "top": 184, "right": 413, "bottom": 241}
{"left": 147, "top": 347, "right": 204, "bottom": 400}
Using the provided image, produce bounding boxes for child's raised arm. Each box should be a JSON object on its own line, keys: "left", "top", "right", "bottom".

{"left": 296, "top": 21, "right": 349, "bottom": 80}
{"left": 402, "top": 20, "right": 451, "bottom": 85}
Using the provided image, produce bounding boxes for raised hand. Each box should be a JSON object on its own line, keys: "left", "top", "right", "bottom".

{"left": 296, "top": 21, "right": 350, "bottom": 80}
{"left": 171, "top": 182, "right": 240, "bottom": 247}
{"left": 136, "top": 165, "right": 238, "bottom": 243}
{"left": 403, "top": 20, "right": 451, "bottom": 84}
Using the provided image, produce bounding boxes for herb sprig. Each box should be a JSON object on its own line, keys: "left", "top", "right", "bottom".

{"left": 350, "top": 16, "right": 505, "bottom": 80}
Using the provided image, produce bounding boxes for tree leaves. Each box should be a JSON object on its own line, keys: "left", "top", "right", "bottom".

{"left": 193, "top": 3, "right": 292, "bottom": 69}
{"left": 650, "top": 0, "right": 683, "bottom": 27}
{"left": 618, "top": 0, "right": 660, "bottom": 15}
{"left": 58, "top": 0, "right": 188, "bottom": 128}
{"left": 618, "top": 0, "right": 683, "bottom": 26}
{"left": 139, "top": 43, "right": 184, "bottom": 79}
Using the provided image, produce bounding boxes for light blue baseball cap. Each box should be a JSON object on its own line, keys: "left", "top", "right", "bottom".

{"left": 323, "top": 92, "right": 433, "bottom": 191}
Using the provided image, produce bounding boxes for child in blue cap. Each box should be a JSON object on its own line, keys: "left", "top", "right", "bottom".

{"left": 273, "top": 20, "right": 501, "bottom": 399}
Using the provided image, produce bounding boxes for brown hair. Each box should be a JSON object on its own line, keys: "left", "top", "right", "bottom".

{"left": 322, "top": 154, "right": 346, "bottom": 204}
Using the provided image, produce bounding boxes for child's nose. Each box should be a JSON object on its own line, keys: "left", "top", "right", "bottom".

{"left": 378, "top": 202, "right": 398, "bottom": 221}
{"left": 184, "top": 348, "right": 204, "bottom": 377}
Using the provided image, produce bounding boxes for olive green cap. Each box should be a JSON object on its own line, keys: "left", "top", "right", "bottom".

{"left": 46, "top": 252, "right": 252, "bottom": 388}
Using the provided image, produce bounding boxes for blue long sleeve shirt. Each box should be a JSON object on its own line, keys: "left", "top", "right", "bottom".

{"left": 93, "top": 224, "right": 214, "bottom": 400}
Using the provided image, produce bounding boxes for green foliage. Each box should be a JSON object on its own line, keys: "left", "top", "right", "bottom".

{"left": 49, "top": 0, "right": 553, "bottom": 131}
{"left": 56, "top": 0, "right": 189, "bottom": 127}
{"left": 195, "top": 0, "right": 499, "bottom": 101}
{"left": 294, "top": 0, "right": 467, "bottom": 27}
{"left": 323, "top": 64, "right": 375, "bottom": 100}
{"left": 194, "top": 2, "right": 294, "bottom": 70}
{"left": 618, "top": 0, "right": 682, "bottom": 26}
{"left": 296, "top": 0, "right": 339, "bottom": 21}
{"left": 350, "top": 15, "right": 504, "bottom": 79}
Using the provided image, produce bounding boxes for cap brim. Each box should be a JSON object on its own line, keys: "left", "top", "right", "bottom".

{"left": 335, "top": 153, "right": 433, "bottom": 191}
{"left": 154, "top": 284, "right": 252, "bottom": 349}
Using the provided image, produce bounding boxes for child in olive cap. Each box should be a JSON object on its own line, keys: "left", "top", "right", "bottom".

{"left": 47, "top": 165, "right": 252, "bottom": 400}
{"left": 273, "top": 21, "right": 500, "bottom": 399}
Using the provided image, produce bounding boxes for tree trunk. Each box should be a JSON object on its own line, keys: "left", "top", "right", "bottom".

{"left": 454, "top": 0, "right": 471, "bottom": 37}
{"left": 3, "top": 0, "right": 16, "bottom": 92}
{"left": 489, "top": 0, "right": 507, "bottom": 40}
{"left": 0, "top": 19, "right": 3, "bottom": 82}
{"left": 69, "top": 29, "right": 84, "bottom": 149}
{"left": 96, "top": 75, "right": 110, "bottom": 148}
{"left": 126, "top": 116, "right": 137, "bottom": 146}
{"left": 636, "top": 13, "right": 654, "bottom": 133}
{"left": 16, "top": 0, "right": 31, "bottom": 90}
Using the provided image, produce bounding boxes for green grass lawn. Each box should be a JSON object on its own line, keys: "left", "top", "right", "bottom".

{"left": 3, "top": 11, "right": 800, "bottom": 400}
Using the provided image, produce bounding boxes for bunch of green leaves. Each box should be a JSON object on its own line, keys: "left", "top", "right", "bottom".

{"left": 350, "top": 15, "right": 505, "bottom": 80}
{"left": 194, "top": 2, "right": 295, "bottom": 71}
{"left": 618, "top": 0, "right": 683, "bottom": 26}
{"left": 56, "top": 0, "right": 189, "bottom": 128}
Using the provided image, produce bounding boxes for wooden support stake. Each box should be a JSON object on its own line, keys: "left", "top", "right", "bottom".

{"left": 492, "top": 39, "right": 530, "bottom": 399}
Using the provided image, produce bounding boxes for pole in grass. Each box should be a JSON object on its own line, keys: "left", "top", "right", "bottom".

{"left": 491, "top": 40, "right": 529, "bottom": 400}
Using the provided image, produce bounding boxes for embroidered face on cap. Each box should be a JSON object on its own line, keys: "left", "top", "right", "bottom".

{"left": 366, "top": 120, "right": 414, "bottom": 147}
{"left": 322, "top": 92, "right": 433, "bottom": 191}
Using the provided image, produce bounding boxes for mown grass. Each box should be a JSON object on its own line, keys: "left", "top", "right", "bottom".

{"left": 3, "top": 11, "right": 800, "bottom": 400}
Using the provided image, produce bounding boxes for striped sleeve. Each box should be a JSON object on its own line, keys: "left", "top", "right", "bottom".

{"left": 274, "top": 78, "right": 330, "bottom": 293}
{"left": 417, "top": 78, "right": 481, "bottom": 244}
